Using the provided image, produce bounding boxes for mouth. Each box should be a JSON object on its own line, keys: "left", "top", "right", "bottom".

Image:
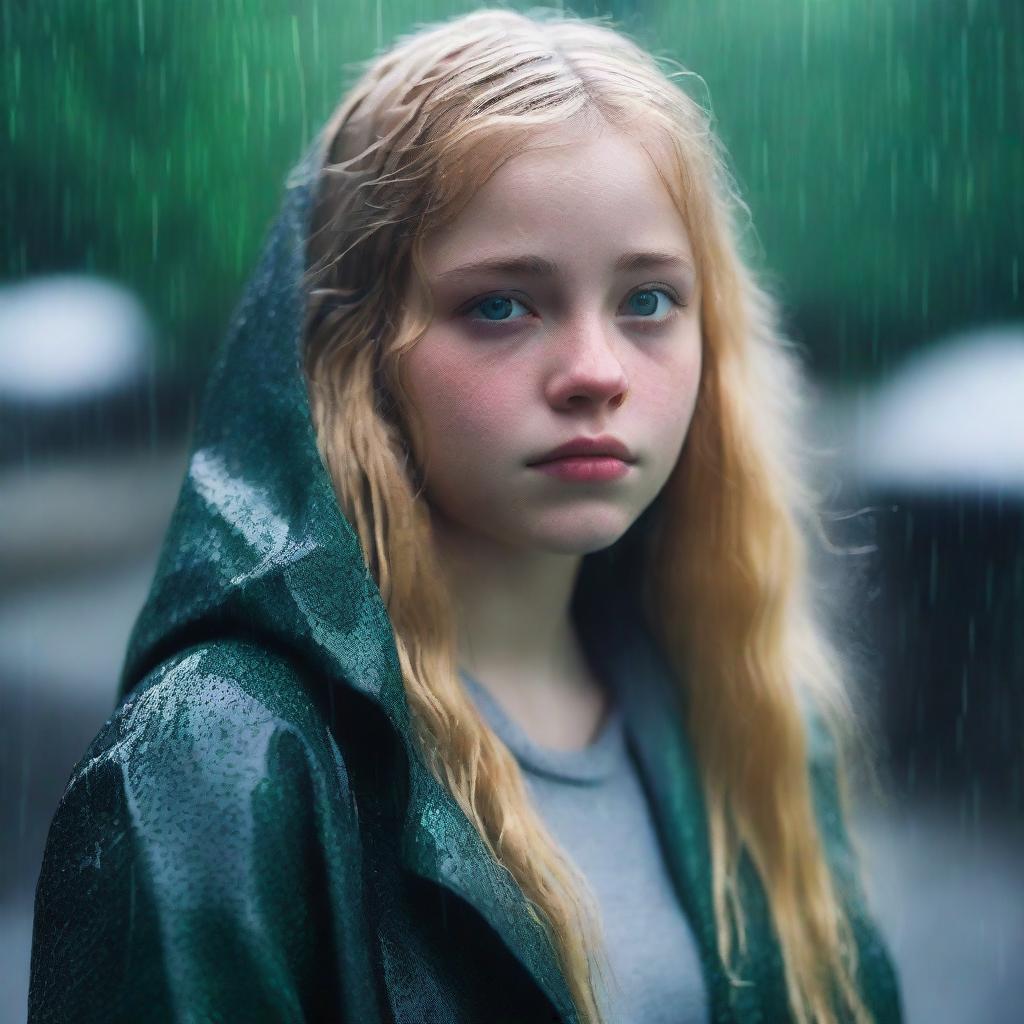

{"left": 526, "top": 435, "right": 636, "bottom": 466}
{"left": 529, "top": 455, "right": 633, "bottom": 482}
{"left": 533, "top": 455, "right": 627, "bottom": 465}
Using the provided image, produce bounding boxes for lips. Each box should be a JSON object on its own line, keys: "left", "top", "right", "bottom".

{"left": 528, "top": 435, "right": 635, "bottom": 465}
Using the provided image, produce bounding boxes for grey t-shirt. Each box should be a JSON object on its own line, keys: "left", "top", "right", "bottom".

{"left": 459, "top": 668, "right": 708, "bottom": 1024}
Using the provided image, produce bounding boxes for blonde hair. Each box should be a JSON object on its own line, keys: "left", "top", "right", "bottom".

{"left": 301, "top": 7, "right": 880, "bottom": 1023}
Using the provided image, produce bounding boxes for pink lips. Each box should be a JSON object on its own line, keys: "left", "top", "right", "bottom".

{"left": 527, "top": 434, "right": 635, "bottom": 466}
{"left": 530, "top": 456, "right": 632, "bottom": 482}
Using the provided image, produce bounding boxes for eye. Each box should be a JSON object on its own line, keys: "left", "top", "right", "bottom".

{"left": 622, "top": 287, "right": 681, "bottom": 322}
{"left": 462, "top": 294, "right": 532, "bottom": 324}
{"left": 459, "top": 285, "right": 684, "bottom": 327}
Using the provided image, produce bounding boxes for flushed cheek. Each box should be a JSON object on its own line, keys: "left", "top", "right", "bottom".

{"left": 441, "top": 411, "right": 513, "bottom": 472}
{"left": 418, "top": 367, "right": 524, "bottom": 473}
{"left": 638, "top": 360, "right": 701, "bottom": 460}
{"left": 639, "top": 361, "right": 699, "bottom": 418}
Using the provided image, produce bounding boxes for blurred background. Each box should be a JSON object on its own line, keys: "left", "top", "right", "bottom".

{"left": 2, "top": 1, "right": 1021, "bottom": 1021}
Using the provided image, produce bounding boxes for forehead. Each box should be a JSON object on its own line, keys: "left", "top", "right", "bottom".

{"left": 422, "top": 123, "right": 695, "bottom": 274}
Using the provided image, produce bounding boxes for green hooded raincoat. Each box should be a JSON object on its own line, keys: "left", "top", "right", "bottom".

{"left": 27, "top": 134, "right": 903, "bottom": 1024}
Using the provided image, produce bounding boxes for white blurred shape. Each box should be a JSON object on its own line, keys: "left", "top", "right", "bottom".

{"left": 850, "top": 323, "right": 1024, "bottom": 494}
{"left": 0, "top": 274, "right": 152, "bottom": 401}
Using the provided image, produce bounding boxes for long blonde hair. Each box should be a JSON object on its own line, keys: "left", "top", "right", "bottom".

{"left": 301, "top": 7, "right": 880, "bottom": 1023}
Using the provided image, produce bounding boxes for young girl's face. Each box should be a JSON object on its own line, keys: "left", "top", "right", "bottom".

{"left": 402, "top": 122, "right": 703, "bottom": 556}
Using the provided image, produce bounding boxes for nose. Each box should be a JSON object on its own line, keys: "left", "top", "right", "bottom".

{"left": 544, "top": 316, "right": 630, "bottom": 410}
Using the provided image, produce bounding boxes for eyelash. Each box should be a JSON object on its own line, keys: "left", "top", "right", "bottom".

{"left": 458, "top": 285, "right": 686, "bottom": 330}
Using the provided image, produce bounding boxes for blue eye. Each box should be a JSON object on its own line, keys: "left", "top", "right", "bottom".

{"left": 624, "top": 288, "right": 678, "bottom": 319}
{"left": 466, "top": 295, "right": 531, "bottom": 323}
{"left": 461, "top": 286, "right": 681, "bottom": 326}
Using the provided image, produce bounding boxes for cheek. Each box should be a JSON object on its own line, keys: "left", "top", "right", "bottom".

{"left": 681, "top": 342, "right": 702, "bottom": 408}
{"left": 643, "top": 336, "right": 702, "bottom": 419}
{"left": 404, "top": 339, "right": 518, "bottom": 467}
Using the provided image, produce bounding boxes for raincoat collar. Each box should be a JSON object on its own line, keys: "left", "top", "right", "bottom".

{"left": 116, "top": 134, "right": 724, "bottom": 1024}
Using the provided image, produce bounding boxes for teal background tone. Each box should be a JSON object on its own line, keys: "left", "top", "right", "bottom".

{"left": 4, "top": 0, "right": 1021, "bottom": 384}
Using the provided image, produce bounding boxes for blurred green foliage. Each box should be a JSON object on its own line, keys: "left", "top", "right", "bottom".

{"left": 4, "top": 0, "right": 1021, "bottom": 384}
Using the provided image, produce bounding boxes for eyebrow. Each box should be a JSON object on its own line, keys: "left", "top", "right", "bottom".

{"left": 436, "top": 249, "right": 697, "bottom": 281}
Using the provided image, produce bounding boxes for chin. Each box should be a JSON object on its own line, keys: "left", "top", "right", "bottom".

{"left": 525, "top": 515, "right": 635, "bottom": 556}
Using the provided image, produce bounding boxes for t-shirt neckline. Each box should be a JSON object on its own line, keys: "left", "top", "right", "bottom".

{"left": 458, "top": 668, "right": 626, "bottom": 785}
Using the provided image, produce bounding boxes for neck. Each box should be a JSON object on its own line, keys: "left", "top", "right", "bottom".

{"left": 429, "top": 510, "right": 592, "bottom": 697}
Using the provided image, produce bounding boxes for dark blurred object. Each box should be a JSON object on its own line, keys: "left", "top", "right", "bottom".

{"left": 873, "top": 491, "right": 1022, "bottom": 814}
{"left": 837, "top": 325, "right": 1024, "bottom": 819}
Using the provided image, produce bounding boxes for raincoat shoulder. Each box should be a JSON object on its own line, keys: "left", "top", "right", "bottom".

{"left": 27, "top": 639, "right": 383, "bottom": 1024}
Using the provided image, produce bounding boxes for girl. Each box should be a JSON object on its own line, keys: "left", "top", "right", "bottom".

{"left": 29, "top": 8, "right": 902, "bottom": 1024}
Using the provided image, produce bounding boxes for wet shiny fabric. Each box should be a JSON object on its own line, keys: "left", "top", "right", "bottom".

{"left": 28, "top": 132, "right": 904, "bottom": 1024}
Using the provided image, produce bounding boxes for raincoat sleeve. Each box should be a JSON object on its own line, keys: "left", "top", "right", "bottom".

{"left": 27, "top": 651, "right": 372, "bottom": 1024}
